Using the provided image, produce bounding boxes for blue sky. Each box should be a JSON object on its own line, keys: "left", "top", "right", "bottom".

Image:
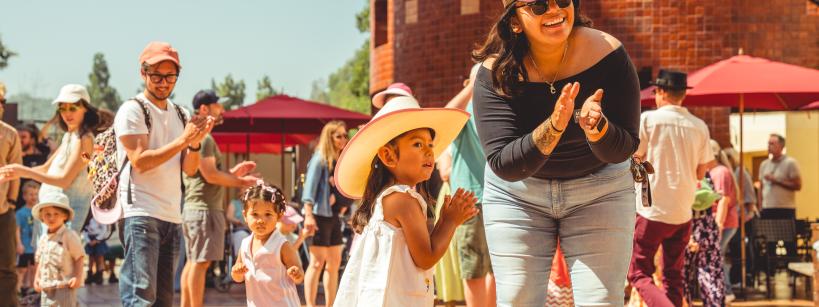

{"left": 0, "top": 0, "right": 368, "bottom": 109}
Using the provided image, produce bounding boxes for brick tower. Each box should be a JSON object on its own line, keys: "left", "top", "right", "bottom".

{"left": 370, "top": 0, "right": 819, "bottom": 146}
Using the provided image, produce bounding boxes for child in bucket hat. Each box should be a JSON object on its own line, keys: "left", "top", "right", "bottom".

{"left": 32, "top": 192, "right": 86, "bottom": 306}
{"left": 333, "top": 95, "right": 479, "bottom": 306}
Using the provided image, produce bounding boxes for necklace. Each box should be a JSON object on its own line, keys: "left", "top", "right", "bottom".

{"left": 529, "top": 40, "right": 569, "bottom": 94}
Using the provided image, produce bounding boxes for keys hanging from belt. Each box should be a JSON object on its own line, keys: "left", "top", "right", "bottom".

{"left": 630, "top": 158, "right": 655, "bottom": 207}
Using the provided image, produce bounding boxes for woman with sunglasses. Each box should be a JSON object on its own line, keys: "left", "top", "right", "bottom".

{"left": 472, "top": 0, "right": 641, "bottom": 305}
{"left": 0, "top": 84, "right": 106, "bottom": 233}
{"left": 301, "top": 120, "right": 349, "bottom": 307}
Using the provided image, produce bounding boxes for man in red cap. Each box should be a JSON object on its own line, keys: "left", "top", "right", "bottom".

{"left": 115, "top": 41, "right": 214, "bottom": 307}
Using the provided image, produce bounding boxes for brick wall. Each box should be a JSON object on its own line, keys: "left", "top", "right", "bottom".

{"left": 370, "top": 0, "right": 819, "bottom": 147}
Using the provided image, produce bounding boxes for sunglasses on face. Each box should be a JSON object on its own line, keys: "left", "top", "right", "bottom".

{"left": 514, "top": 0, "right": 572, "bottom": 16}
{"left": 58, "top": 105, "right": 82, "bottom": 113}
{"left": 147, "top": 73, "right": 179, "bottom": 84}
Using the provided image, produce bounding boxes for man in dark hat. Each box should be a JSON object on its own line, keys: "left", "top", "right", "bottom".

{"left": 628, "top": 69, "right": 716, "bottom": 306}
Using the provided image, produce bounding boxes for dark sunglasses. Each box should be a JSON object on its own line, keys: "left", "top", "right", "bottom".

{"left": 58, "top": 105, "right": 82, "bottom": 113}
{"left": 513, "top": 0, "right": 572, "bottom": 16}
{"left": 147, "top": 73, "right": 179, "bottom": 84}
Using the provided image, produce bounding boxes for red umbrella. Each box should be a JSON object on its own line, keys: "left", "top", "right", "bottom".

{"left": 640, "top": 55, "right": 819, "bottom": 109}
{"left": 212, "top": 133, "right": 316, "bottom": 154}
{"left": 639, "top": 55, "right": 819, "bottom": 294}
{"left": 213, "top": 95, "right": 371, "bottom": 185}
{"left": 217, "top": 95, "right": 371, "bottom": 134}
{"left": 800, "top": 100, "right": 819, "bottom": 110}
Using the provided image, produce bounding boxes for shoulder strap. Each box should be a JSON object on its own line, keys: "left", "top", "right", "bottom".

{"left": 172, "top": 103, "right": 188, "bottom": 124}
{"left": 129, "top": 96, "right": 153, "bottom": 132}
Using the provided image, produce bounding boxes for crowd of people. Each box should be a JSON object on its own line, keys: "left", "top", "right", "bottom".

{"left": 0, "top": 1, "right": 806, "bottom": 307}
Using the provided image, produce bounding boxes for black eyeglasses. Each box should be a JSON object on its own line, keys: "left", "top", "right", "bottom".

{"left": 513, "top": 0, "right": 572, "bottom": 16}
{"left": 147, "top": 73, "right": 179, "bottom": 84}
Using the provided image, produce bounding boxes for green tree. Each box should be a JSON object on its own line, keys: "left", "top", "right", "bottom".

{"left": 0, "top": 35, "right": 17, "bottom": 70}
{"left": 256, "top": 75, "right": 280, "bottom": 101}
{"left": 212, "top": 74, "right": 246, "bottom": 110}
{"left": 87, "top": 53, "right": 121, "bottom": 111}
{"left": 310, "top": 2, "right": 370, "bottom": 114}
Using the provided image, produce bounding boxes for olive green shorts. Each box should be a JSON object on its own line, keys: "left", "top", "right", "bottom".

{"left": 455, "top": 204, "right": 493, "bottom": 279}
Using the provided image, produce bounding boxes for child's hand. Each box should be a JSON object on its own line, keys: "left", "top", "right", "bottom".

{"left": 68, "top": 277, "right": 81, "bottom": 289}
{"left": 16, "top": 243, "right": 23, "bottom": 255}
{"left": 440, "top": 188, "right": 479, "bottom": 226}
{"left": 33, "top": 279, "right": 41, "bottom": 292}
{"left": 287, "top": 265, "right": 304, "bottom": 283}
{"left": 231, "top": 260, "right": 248, "bottom": 282}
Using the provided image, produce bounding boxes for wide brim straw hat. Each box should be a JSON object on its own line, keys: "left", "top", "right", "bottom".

{"left": 335, "top": 96, "right": 469, "bottom": 199}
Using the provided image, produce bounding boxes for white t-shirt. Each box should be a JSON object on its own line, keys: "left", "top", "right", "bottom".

{"left": 114, "top": 94, "right": 189, "bottom": 223}
{"left": 759, "top": 155, "right": 801, "bottom": 209}
{"left": 636, "top": 105, "right": 713, "bottom": 225}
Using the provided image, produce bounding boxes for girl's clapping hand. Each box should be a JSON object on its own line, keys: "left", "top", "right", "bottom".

{"left": 440, "top": 188, "right": 479, "bottom": 226}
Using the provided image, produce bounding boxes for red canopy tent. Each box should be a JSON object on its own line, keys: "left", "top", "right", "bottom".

{"left": 800, "top": 100, "right": 819, "bottom": 110}
{"left": 637, "top": 54, "right": 819, "bottom": 295}
{"left": 212, "top": 95, "right": 371, "bottom": 184}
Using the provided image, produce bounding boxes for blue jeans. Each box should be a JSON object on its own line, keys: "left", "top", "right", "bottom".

{"left": 483, "top": 161, "right": 636, "bottom": 307}
{"left": 720, "top": 227, "right": 737, "bottom": 295}
{"left": 119, "top": 216, "right": 180, "bottom": 307}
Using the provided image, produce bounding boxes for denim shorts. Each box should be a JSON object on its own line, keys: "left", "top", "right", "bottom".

{"left": 482, "top": 161, "right": 636, "bottom": 307}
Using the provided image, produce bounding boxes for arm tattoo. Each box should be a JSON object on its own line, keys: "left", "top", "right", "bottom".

{"left": 532, "top": 117, "right": 563, "bottom": 155}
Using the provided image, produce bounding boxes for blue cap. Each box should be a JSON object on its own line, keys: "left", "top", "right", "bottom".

{"left": 192, "top": 90, "right": 229, "bottom": 110}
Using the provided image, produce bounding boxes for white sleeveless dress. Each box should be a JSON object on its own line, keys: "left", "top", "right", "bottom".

{"left": 334, "top": 185, "right": 435, "bottom": 307}
{"left": 39, "top": 131, "right": 92, "bottom": 233}
{"left": 240, "top": 230, "right": 301, "bottom": 307}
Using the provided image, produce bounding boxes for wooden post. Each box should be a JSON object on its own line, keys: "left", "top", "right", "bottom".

{"left": 811, "top": 223, "right": 819, "bottom": 305}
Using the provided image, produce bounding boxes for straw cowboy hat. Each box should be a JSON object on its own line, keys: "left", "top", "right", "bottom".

{"left": 32, "top": 192, "right": 74, "bottom": 222}
{"left": 335, "top": 96, "right": 469, "bottom": 199}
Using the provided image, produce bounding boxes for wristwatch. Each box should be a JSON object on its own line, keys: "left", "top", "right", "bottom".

{"left": 589, "top": 116, "right": 608, "bottom": 135}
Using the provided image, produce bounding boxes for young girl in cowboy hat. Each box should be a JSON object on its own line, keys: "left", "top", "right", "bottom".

{"left": 333, "top": 95, "right": 478, "bottom": 306}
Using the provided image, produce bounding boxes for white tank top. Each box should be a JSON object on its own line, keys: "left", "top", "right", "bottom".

{"left": 240, "top": 230, "right": 301, "bottom": 307}
{"left": 334, "top": 185, "right": 435, "bottom": 307}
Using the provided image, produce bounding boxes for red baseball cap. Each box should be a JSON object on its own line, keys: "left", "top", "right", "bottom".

{"left": 139, "top": 41, "right": 181, "bottom": 68}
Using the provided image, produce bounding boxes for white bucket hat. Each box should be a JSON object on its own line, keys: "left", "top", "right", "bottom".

{"left": 335, "top": 96, "right": 469, "bottom": 199}
{"left": 32, "top": 192, "right": 74, "bottom": 223}
{"left": 52, "top": 84, "right": 91, "bottom": 105}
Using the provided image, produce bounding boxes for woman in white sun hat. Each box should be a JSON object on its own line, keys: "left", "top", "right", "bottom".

{"left": 0, "top": 84, "right": 107, "bottom": 233}
{"left": 333, "top": 95, "right": 479, "bottom": 306}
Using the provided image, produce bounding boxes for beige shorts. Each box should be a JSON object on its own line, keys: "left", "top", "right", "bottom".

{"left": 182, "top": 209, "right": 226, "bottom": 263}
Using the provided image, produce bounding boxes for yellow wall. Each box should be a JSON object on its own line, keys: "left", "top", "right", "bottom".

{"left": 786, "top": 111, "right": 819, "bottom": 220}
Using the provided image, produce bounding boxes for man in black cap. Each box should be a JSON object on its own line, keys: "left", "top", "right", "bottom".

{"left": 180, "top": 90, "right": 258, "bottom": 307}
{"left": 628, "top": 69, "right": 715, "bottom": 306}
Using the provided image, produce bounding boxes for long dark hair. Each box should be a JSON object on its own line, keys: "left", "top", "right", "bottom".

{"left": 351, "top": 130, "right": 436, "bottom": 234}
{"left": 472, "top": 2, "right": 592, "bottom": 98}
{"left": 51, "top": 99, "right": 105, "bottom": 136}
